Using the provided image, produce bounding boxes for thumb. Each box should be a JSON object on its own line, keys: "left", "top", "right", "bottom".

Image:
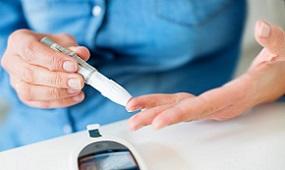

{"left": 255, "top": 20, "right": 285, "bottom": 56}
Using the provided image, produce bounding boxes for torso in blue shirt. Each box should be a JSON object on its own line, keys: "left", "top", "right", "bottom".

{"left": 0, "top": 0, "right": 246, "bottom": 150}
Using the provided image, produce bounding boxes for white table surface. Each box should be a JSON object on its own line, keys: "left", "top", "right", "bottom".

{"left": 1, "top": 102, "right": 285, "bottom": 170}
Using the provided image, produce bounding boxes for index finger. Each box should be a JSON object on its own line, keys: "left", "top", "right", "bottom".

{"left": 8, "top": 30, "right": 78, "bottom": 72}
{"left": 127, "top": 93, "right": 193, "bottom": 112}
{"left": 152, "top": 75, "right": 253, "bottom": 129}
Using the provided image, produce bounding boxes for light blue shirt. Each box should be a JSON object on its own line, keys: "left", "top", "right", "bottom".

{"left": 0, "top": 0, "right": 246, "bottom": 151}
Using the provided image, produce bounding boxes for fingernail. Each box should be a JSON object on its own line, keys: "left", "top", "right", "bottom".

{"left": 126, "top": 108, "right": 132, "bottom": 112}
{"left": 73, "top": 94, "right": 84, "bottom": 102}
{"left": 125, "top": 98, "right": 133, "bottom": 112}
{"left": 63, "top": 61, "right": 77, "bottom": 72}
{"left": 258, "top": 21, "right": 271, "bottom": 38}
{"left": 126, "top": 106, "right": 142, "bottom": 112}
{"left": 68, "top": 78, "right": 82, "bottom": 90}
{"left": 67, "top": 88, "right": 80, "bottom": 94}
{"left": 126, "top": 107, "right": 135, "bottom": 112}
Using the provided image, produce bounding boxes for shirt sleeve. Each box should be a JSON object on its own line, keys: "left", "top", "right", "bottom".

{"left": 0, "top": 0, "right": 28, "bottom": 94}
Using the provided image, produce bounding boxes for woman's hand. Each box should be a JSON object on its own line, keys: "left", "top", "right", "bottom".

{"left": 127, "top": 20, "right": 285, "bottom": 130}
{"left": 1, "top": 29, "right": 90, "bottom": 108}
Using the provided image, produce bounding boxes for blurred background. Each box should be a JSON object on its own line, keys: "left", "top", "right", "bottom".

{"left": 0, "top": 0, "right": 284, "bottom": 121}
{"left": 236, "top": 0, "right": 285, "bottom": 75}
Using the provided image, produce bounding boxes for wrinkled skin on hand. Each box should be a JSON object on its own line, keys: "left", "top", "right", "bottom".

{"left": 126, "top": 20, "right": 285, "bottom": 130}
{"left": 1, "top": 30, "right": 90, "bottom": 108}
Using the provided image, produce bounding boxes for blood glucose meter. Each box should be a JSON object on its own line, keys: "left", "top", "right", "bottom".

{"left": 70, "top": 124, "right": 147, "bottom": 170}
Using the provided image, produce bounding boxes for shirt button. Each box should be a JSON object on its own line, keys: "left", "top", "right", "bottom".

{"left": 92, "top": 5, "right": 102, "bottom": 17}
{"left": 63, "top": 124, "right": 72, "bottom": 134}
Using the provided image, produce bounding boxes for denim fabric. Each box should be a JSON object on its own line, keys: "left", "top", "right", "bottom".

{"left": 0, "top": 0, "right": 246, "bottom": 150}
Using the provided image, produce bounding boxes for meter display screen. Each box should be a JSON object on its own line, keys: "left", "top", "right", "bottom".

{"left": 79, "top": 150, "right": 139, "bottom": 170}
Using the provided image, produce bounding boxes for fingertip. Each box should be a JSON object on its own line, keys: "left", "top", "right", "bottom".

{"left": 126, "top": 98, "right": 142, "bottom": 112}
{"left": 255, "top": 20, "right": 271, "bottom": 44}
{"left": 72, "top": 92, "right": 85, "bottom": 102}
{"left": 76, "top": 74, "right": 85, "bottom": 89}
{"left": 152, "top": 118, "right": 166, "bottom": 130}
{"left": 63, "top": 60, "right": 78, "bottom": 72}
{"left": 67, "top": 75, "right": 85, "bottom": 90}
{"left": 128, "top": 117, "right": 140, "bottom": 131}
{"left": 80, "top": 76, "right": 85, "bottom": 89}
{"left": 69, "top": 46, "right": 90, "bottom": 61}
{"left": 77, "top": 46, "right": 90, "bottom": 61}
{"left": 257, "top": 20, "right": 271, "bottom": 36}
{"left": 255, "top": 20, "right": 285, "bottom": 56}
{"left": 127, "top": 119, "right": 135, "bottom": 131}
{"left": 126, "top": 98, "right": 134, "bottom": 112}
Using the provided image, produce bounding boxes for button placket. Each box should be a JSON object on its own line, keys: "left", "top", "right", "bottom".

{"left": 92, "top": 5, "right": 102, "bottom": 17}
{"left": 85, "top": 0, "right": 106, "bottom": 49}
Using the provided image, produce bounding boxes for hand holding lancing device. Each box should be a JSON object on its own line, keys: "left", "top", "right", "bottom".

{"left": 1, "top": 30, "right": 90, "bottom": 108}
{"left": 127, "top": 20, "right": 285, "bottom": 130}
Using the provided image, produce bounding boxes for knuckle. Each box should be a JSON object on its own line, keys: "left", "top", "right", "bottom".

{"left": 48, "top": 55, "right": 64, "bottom": 71}
{"left": 21, "top": 66, "right": 34, "bottom": 83}
{"left": 47, "top": 88, "right": 61, "bottom": 99}
{"left": 8, "top": 29, "right": 31, "bottom": 44}
{"left": 198, "top": 95, "right": 215, "bottom": 113}
{"left": 50, "top": 73, "right": 64, "bottom": 87}
{"left": 173, "top": 106, "right": 188, "bottom": 120}
{"left": 158, "top": 115, "right": 170, "bottom": 125}
{"left": 176, "top": 113, "right": 186, "bottom": 122}
{"left": 22, "top": 40, "right": 38, "bottom": 62}
{"left": 9, "top": 78, "right": 17, "bottom": 89}
{"left": 18, "top": 84, "right": 32, "bottom": 101}
{"left": 0, "top": 55, "right": 8, "bottom": 70}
